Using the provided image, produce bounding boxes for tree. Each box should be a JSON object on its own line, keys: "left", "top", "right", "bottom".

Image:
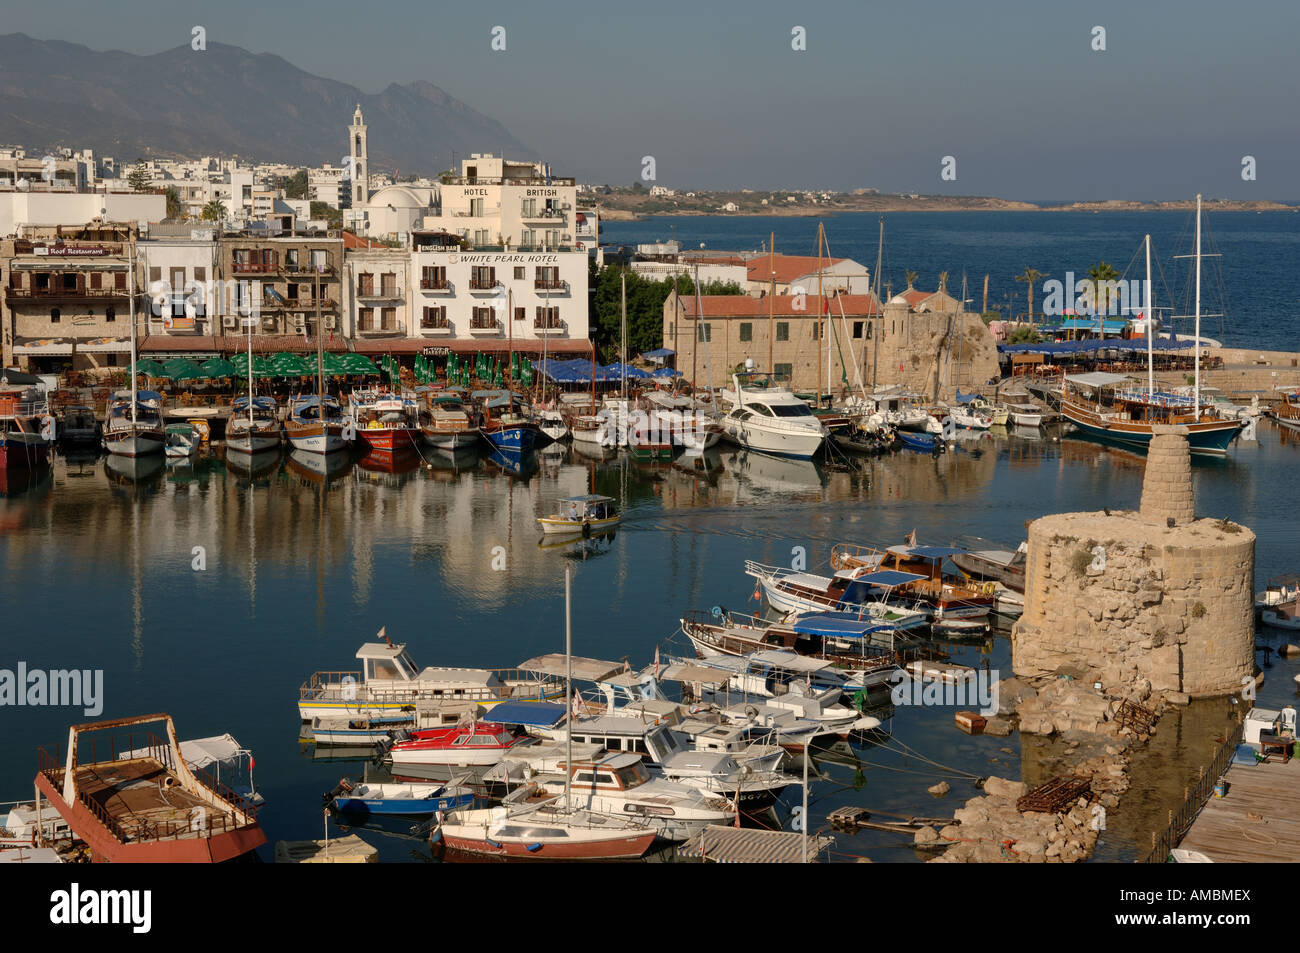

{"left": 904, "top": 269, "right": 918, "bottom": 290}
{"left": 127, "top": 165, "right": 151, "bottom": 192}
{"left": 1014, "top": 268, "right": 1049, "bottom": 324}
{"left": 1085, "top": 261, "right": 1120, "bottom": 318}
{"left": 283, "top": 169, "right": 309, "bottom": 200}
{"left": 201, "top": 200, "right": 226, "bottom": 222}
{"left": 1007, "top": 325, "right": 1042, "bottom": 345}
{"left": 310, "top": 202, "right": 342, "bottom": 227}
{"left": 164, "top": 187, "right": 182, "bottom": 221}
{"left": 589, "top": 265, "right": 744, "bottom": 361}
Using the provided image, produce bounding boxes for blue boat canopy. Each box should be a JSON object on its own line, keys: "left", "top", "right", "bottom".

{"left": 487, "top": 700, "right": 567, "bottom": 727}
{"left": 850, "top": 570, "right": 928, "bottom": 587}
{"left": 233, "top": 396, "right": 276, "bottom": 410}
{"left": 791, "top": 611, "right": 892, "bottom": 636}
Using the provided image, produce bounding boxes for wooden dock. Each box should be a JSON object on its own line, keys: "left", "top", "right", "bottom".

{"left": 1176, "top": 755, "right": 1300, "bottom": 862}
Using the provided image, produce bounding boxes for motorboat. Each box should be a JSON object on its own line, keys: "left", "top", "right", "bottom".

{"left": 537, "top": 494, "right": 620, "bottom": 536}
{"left": 1257, "top": 576, "right": 1300, "bottom": 630}
{"left": 538, "top": 408, "right": 570, "bottom": 443}
{"left": 348, "top": 388, "right": 420, "bottom": 453}
{"left": 164, "top": 422, "right": 202, "bottom": 459}
{"left": 328, "top": 778, "right": 475, "bottom": 817}
{"left": 57, "top": 404, "right": 99, "bottom": 446}
{"left": 419, "top": 389, "right": 482, "bottom": 449}
{"left": 384, "top": 722, "right": 530, "bottom": 768}
{"left": 720, "top": 372, "right": 825, "bottom": 459}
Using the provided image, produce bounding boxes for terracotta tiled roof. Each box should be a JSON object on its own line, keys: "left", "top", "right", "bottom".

{"left": 139, "top": 334, "right": 594, "bottom": 356}
{"left": 744, "top": 254, "right": 848, "bottom": 285}
{"left": 343, "top": 231, "right": 386, "bottom": 249}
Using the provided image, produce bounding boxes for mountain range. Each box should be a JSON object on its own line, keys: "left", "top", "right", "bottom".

{"left": 0, "top": 33, "right": 533, "bottom": 175}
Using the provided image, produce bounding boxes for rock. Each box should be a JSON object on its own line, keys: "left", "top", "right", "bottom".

{"left": 1282, "top": 644, "right": 1300, "bottom": 658}
{"left": 1046, "top": 841, "right": 1062, "bottom": 858}
{"left": 914, "top": 826, "right": 939, "bottom": 846}
{"left": 939, "top": 825, "right": 962, "bottom": 842}
{"left": 1016, "top": 838, "right": 1046, "bottom": 856}
{"left": 928, "top": 781, "right": 951, "bottom": 798}
{"left": 997, "top": 677, "right": 1037, "bottom": 715}
{"left": 984, "top": 716, "right": 1013, "bottom": 737}
{"left": 983, "top": 776, "right": 1027, "bottom": 799}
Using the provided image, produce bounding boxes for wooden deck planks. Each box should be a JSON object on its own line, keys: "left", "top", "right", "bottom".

{"left": 1178, "top": 756, "right": 1300, "bottom": 862}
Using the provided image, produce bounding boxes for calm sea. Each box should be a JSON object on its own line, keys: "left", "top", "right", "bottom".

{"left": 602, "top": 210, "right": 1300, "bottom": 351}
{"left": 2, "top": 422, "right": 1298, "bottom": 862}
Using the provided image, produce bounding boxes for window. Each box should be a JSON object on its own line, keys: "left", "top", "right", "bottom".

{"left": 60, "top": 273, "right": 78, "bottom": 292}
{"left": 473, "top": 229, "right": 490, "bottom": 246}
{"left": 853, "top": 321, "right": 864, "bottom": 339}
{"left": 514, "top": 307, "right": 525, "bottom": 323}
{"left": 105, "top": 307, "right": 116, "bottom": 323}
{"left": 357, "top": 273, "right": 374, "bottom": 296}
{"left": 310, "top": 249, "right": 327, "bottom": 272}
{"left": 535, "top": 266, "right": 560, "bottom": 290}
{"left": 114, "top": 271, "right": 126, "bottom": 290}
{"left": 739, "top": 322, "right": 752, "bottom": 342}
{"left": 866, "top": 321, "right": 873, "bottom": 340}
{"left": 50, "top": 308, "right": 60, "bottom": 324}
{"left": 380, "top": 273, "right": 396, "bottom": 296}
{"left": 469, "top": 198, "right": 484, "bottom": 217}
{"left": 422, "top": 306, "right": 448, "bottom": 329}
{"left": 513, "top": 267, "right": 525, "bottom": 280}
{"left": 421, "top": 266, "right": 446, "bottom": 290}
{"left": 535, "top": 306, "right": 560, "bottom": 329}
{"left": 470, "top": 266, "right": 496, "bottom": 290}
{"left": 106, "top": 354, "right": 119, "bottom": 367}
{"left": 776, "top": 322, "right": 789, "bottom": 342}
{"left": 521, "top": 229, "right": 536, "bottom": 246}
{"left": 381, "top": 307, "right": 396, "bottom": 330}
{"left": 812, "top": 323, "right": 820, "bottom": 340}
{"left": 471, "top": 306, "right": 495, "bottom": 329}
{"left": 774, "top": 362, "right": 793, "bottom": 380}
{"left": 359, "top": 307, "right": 374, "bottom": 331}
{"left": 194, "top": 267, "right": 206, "bottom": 282}
{"left": 771, "top": 403, "right": 813, "bottom": 417}
{"left": 697, "top": 323, "right": 711, "bottom": 343}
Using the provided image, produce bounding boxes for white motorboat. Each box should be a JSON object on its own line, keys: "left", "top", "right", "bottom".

{"left": 164, "top": 422, "right": 201, "bottom": 458}
{"left": 1257, "top": 576, "right": 1300, "bottom": 630}
{"left": 1004, "top": 402, "right": 1045, "bottom": 428}
{"left": 720, "top": 372, "right": 825, "bottom": 459}
{"left": 538, "top": 408, "right": 570, "bottom": 443}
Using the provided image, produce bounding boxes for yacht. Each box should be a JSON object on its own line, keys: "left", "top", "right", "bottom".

{"left": 720, "top": 372, "right": 825, "bottom": 459}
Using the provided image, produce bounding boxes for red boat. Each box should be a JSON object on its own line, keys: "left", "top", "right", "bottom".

{"left": 385, "top": 722, "right": 528, "bottom": 767}
{"left": 349, "top": 389, "right": 420, "bottom": 453}
{"left": 0, "top": 382, "right": 52, "bottom": 470}
{"left": 32, "top": 713, "right": 265, "bottom": 863}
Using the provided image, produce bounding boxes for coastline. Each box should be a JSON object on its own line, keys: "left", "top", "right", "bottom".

{"left": 596, "top": 199, "right": 1296, "bottom": 221}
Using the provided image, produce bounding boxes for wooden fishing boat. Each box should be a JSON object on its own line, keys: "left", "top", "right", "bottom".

{"left": 1273, "top": 388, "right": 1300, "bottom": 433}
{"left": 285, "top": 395, "right": 350, "bottom": 453}
{"left": 537, "top": 494, "right": 620, "bottom": 536}
{"left": 31, "top": 714, "right": 264, "bottom": 863}
{"left": 0, "top": 382, "right": 53, "bottom": 469}
{"left": 348, "top": 388, "right": 420, "bottom": 453}
{"left": 225, "top": 396, "right": 282, "bottom": 453}
{"left": 103, "top": 389, "right": 165, "bottom": 457}
{"left": 419, "top": 389, "right": 481, "bottom": 449}
{"left": 834, "top": 542, "right": 996, "bottom": 621}
{"left": 328, "top": 778, "right": 474, "bottom": 817}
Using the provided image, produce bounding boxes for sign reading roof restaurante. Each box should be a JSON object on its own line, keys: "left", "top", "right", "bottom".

{"left": 35, "top": 245, "right": 111, "bottom": 257}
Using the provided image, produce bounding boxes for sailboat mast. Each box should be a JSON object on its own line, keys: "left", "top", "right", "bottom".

{"left": 1194, "top": 193, "right": 1202, "bottom": 421}
{"left": 129, "top": 242, "right": 137, "bottom": 426}
{"left": 564, "top": 562, "right": 572, "bottom": 807}
{"left": 767, "top": 232, "right": 775, "bottom": 374}
{"left": 1145, "top": 234, "right": 1154, "bottom": 399}
{"left": 816, "top": 224, "right": 824, "bottom": 408}
{"left": 507, "top": 287, "right": 514, "bottom": 387}
{"left": 316, "top": 269, "right": 324, "bottom": 437}
{"left": 620, "top": 272, "right": 627, "bottom": 400}
{"left": 248, "top": 305, "right": 254, "bottom": 424}
{"left": 872, "top": 218, "right": 883, "bottom": 392}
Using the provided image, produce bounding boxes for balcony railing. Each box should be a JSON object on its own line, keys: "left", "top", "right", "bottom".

{"left": 534, "top": 279, "right": 568, "bottom": 292}
{"left": 534, "top": 317, "right": 564, "bottom": 332}
{"left": 468, "top": 316, "right": 499, "bottom": 332}
{"left": 420, "top": 278, "right": 451, "bottom": 291}
{"left": 283, "top": 263, "right": 336, "bottom": 276}
{"left": 231, "top": 261, "right": 277, "bottom": 274}
{"left": 446, "top": 176, "right": 575, "bottom": 187}
{"left": 522, "top": 207, "right": 566, "bottom": 220}
{"left": 357, "top": 287, "right": 403, "bottom": 300}
{"left": 453, "top": 207, "right": 500, "bottom": 218}
{"left": 357, "top": 320, "right": 405, "bottom": 336}
{"left": 6, "top": 285, "right": 129, "bottom": 298}
{"left": 420, "top": 319, "right": 452, "bottom": 334}
{"left": 468, "top": 278, "right": 501, "bottom": 292}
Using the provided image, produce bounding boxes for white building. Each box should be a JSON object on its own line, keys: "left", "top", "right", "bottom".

{"left": 0, "top": 191, "right": 165, "bottom": 237}
{"left": 138, "top": 228, "right": 220, "bottom": 339}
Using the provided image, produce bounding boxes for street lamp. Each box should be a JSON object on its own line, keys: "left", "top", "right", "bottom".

{"left": 800, "top": 717, "right": 877, "bottom": 862}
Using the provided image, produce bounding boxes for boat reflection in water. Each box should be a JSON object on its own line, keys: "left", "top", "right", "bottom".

{"left": 483, "top": 446, "right": 538, "bottom": 479}
{"left": 729, "top": 449, "right": 825, "bottom": 494}
{"left": 226, "top": 446, "right": 282, "bottom": 481}
{"left": 355, "top": 446, "right": 424, "bottom": 487}
{"left": 0, "top": 461, "right": 52, "bottom": 498}
{"left": 286, "top": 448, "right": 353, "bottom": 486}
{"left": 104, "top": 452, "right": 165, "bottom": 486}
{"left": 424, "top": 445, "right": 480, "bottom": 475}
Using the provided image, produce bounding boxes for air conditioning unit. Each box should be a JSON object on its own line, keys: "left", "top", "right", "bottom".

{"left": 293, "top": 315, "right": 306, "bottom": 329}
{"left": 325, "top": 317, "right": 337, "bottom": 330}
{"left": 223, "top": 316, "right": 237, "bottom": 330}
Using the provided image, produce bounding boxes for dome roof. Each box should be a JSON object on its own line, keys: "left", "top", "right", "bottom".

{"left": 367, "top": 184, "right": 438, "bottom": 209}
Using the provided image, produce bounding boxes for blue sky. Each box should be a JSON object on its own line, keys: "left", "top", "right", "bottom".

{"left": 5, "top": 0, "right": 1299, "bottom": 200}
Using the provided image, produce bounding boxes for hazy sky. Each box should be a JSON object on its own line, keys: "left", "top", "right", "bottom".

{"left": 6, "top": 0, "right": 1300, "bottom": 200}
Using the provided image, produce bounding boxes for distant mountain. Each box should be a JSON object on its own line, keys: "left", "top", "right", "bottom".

{"left": 0, "top": 33, "right": 533, "bottom": 174}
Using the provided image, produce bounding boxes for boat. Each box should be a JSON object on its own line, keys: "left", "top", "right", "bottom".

{"left": 1257, "top": 576, "right": 1300, "bottom": 630}
{"left": 946, "top": 405, "right": 994, "bottom": 430}
{"left": 226, "top": 396, "right": 282, "bottom": 453}
{"left": 30, "top": 713, "right": 265, "bottom": 862}
{"left": 285, "top": 395, "right": 350, "bottom": 453}
{"left": 643, "top": 390, "right": 723, "bottom": 450}
{"left": 297, "top": 633, "right": 563, "bottom": 722}
{"left": 680, "top": 608, "right": 901, "bottom": 690}
{"left": 897, "top": 429, "right": 943, "bottom": 453}
{"left": 1271, "top": 387, "right": 1300, "bottom": 433}
{"left": 385, "top": 721, "right": 529, "bottom": 768}
{"left": 834, "top": 542, "right": 996, "bottom": 622}
{"left": 950, "top": 541, "right": 1027, "bottom": 593}
{"left": 435, "top": 787, "right": 658, "bottom": 859}
{"left": 537, "top": 493, "right": 620, "bottom": 536}
{"left": 538, "top": 408, "right": 570, "bottom": 443}
{"left": 477, "top": 390, "right": 540, "bottom": 454}
{"left": 1061, "top": 212, "right": 1245, "bottom": 456}
{"left": 0, "top": 382, "right": 53, "bottom": 469}
{"left": 743, "top": 559, "right": 930, "bottom": 634}
{"left": 57, "top": 404, "right": 99, "bottom": 445}
{"left": 328, "top": 778, "right": 475, "bottom": 817}
{"left": 419, "top": 389, "right": 482, "bottom": 449}
{"left": 310, "top": 713, "right": 433, "bottom": 746}
{"left": 164, "top": 422, "right": 201, "bottom": 458}
{"left": 569, "top": 413, "right": 611, "bottom": 447}
{"left": 103, "top": 389, "right": 165, "bottom": 457}
{"left": 1004, "top": 401, "right": 1045, "bottom": 428}
{"left": 348, "top": 388, "right": 420, "bottom": 453}
{"left": 720, "top": 372, "right": 827, "bottom": 459}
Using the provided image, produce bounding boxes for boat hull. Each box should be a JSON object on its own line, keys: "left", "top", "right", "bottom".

{"left": 438, "top": 829, "right": 657, "bottom": 859}
{"left": 724, "top": 422, "right": 824, "bottom": 459}
{"left": 103, "top": 430, "right": 165, "bottom": 457}
{"left": 537, "top": 514, "right": 621, "bottom": 535}
{"left": 1062, "top": 404, "right": 1243, "bottom": 456}
{"left": 481, "top": 425, "right": 539, "bottom": 454}
{"left": 421, "top": 427, "right": 480, "bottom": 449}
{"left": 333, "top": 791, "right": 474, "bottom": 817}
{"left": 225, "top": 429, "right": 282, "bottom": 453}
{"left": 286, "top": 427, "right": 348, "bottom": 454}
{"left": 0, "top": 435, "right": 50, "bottom": 469}
{"left": 356, "top": 426, "right": 420, "bottom": 453}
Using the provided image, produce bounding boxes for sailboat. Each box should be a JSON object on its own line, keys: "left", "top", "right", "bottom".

{"left": 433, "top": 564, "right": 659, "bottom": 859}
{"left": 284, "top": 269, "right": 353, "bottom": 454}
{"left": 225, "top": 312, "right": 282, "bottom": 452}
{"left": 104, "top": 261, "right": 164, "bottom": 457}
{"left": 1060, "top": 196, "right": 1245, "bottom": 456}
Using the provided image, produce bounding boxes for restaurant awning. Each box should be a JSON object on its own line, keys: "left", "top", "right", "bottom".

{"left": 13, "top": 338, "right": 73, "bottom": 355}
{"left": 1064, "top": 372, "right": 1130, "bottom": 389}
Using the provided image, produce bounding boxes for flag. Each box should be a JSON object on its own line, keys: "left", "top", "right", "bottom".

{"left": 377, "top": 625, "right": 387, "bottom": 644}
{"left": 248, "top": 754, "right": 255, "bottom": 771}
{"left": 653, "top": 646, "right": 660, "bottom": 679}
{"left": 571, "top": 690, "right": 582, "bottom": 716}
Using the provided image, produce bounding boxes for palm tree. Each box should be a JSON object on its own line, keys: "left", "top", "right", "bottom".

{"left": 1085, "top": 261, "right": 1121, "bottom": 321}
{"left": 1014, "top": 268, "right": 1049, "bottom": 326}
{"left": 937, "top": 271, "right": 949, "bottom": 295}
{"left": 201, "top": 200, "right": 226, "bottom": 222}
{"left": 904, "top": 269, "right": 918, "bottom": 290}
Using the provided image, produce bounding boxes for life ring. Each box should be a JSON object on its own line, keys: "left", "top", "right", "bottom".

{"left": 752, "top": 584, "right": 762, "bottom": 601}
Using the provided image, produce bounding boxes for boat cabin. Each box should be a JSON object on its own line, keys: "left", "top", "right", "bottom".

{"left": 563, "top": 752, "right": 653, "bottom": 793}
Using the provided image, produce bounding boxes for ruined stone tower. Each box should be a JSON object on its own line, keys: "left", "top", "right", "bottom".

{"left": 1012, "top": 426, "right": 1255, "bottom": 700}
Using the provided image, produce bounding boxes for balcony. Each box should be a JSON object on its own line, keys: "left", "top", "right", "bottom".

{"left": 522, "top": 207, "right": 567, "bottom": 221}
{"left": 419, "top": 278, "right": 453, "bottom": 294}
{"left": 533, "top": 278, "right": 569, "bottom": 294}
{"left": 282, "top": 263, "right": 336, "bottom": 277}
{"left": 6, "top": 284, "right": 129, "bottom": 299}
{"left": 468, "top": 316, "right": 500, "bottom": 335}
{"left": 357, "top": 320, "right": 405, "bottom": 337}
{"left": 357, "top": 286, "right": 404, "bottom": 302}
{"left": 420, "top": 319, "right": 452, "bottom": 336}
{"left": 453, "top": 207, "right": 500, "bottom": 218}
{"left": 231, "top": 261, "right": 277, "bottom": 275}
{"left": 468, "top": 278, "right": 502, "bottom": 294}
{"left": 533, "top": 317, "right": 565, "bottom": 336}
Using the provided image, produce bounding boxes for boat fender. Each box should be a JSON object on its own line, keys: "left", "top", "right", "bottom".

{"left": 526, "top": 842, "right": 543, "bottom": 852}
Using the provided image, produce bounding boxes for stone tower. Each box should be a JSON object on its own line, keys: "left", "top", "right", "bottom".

{"left": 1011, "top": 426, "right": 1255, "bottom": 700}
{"left": 349, "top": 104, "right": 370, "bottom": 207}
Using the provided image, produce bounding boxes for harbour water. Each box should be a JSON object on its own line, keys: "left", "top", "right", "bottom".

{"left": 3, "top": 422, "right": 1298, "bottom": 861}
{"left": 603, "top": 210, "right": 1300, "bottom": 351}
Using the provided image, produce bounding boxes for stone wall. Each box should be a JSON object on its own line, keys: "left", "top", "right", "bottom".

{"left": 1011, "top": 511, "right": 1255, "bottom": 699}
